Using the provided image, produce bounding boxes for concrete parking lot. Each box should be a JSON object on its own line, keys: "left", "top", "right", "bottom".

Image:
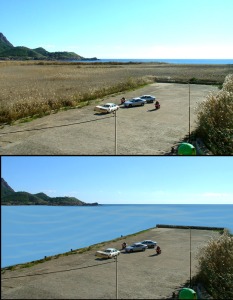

{"left": 0, "top": 83, "right": 218, "bottom": 155}
{"left": 1, "top": 228, "right": 219, "bottom": 299}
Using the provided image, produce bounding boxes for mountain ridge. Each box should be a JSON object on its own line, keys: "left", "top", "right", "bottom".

{"left": 1, "top": 178, "right": 99, "bottom": 206}
{"left": 0, "top": 33, "right": 97, "bottom": 61}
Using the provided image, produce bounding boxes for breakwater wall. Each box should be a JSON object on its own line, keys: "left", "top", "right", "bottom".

{"left": 156, "top": 224, "right": 225, "bottom": 231}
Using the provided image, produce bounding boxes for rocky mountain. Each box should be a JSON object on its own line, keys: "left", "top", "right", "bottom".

{"left": 0, "top": 33, "right": 97, "bottom": 61}
{"left": 1, "top": 177, "right": 15, "bottom": 197}
{"left": 0, "top": 33, "right": 14, "bottom": 48}
{"left": 1, "top": 178, "right": 98, "bottom": 206}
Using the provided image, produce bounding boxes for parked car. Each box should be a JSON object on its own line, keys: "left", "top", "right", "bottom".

{"left": 140, "top": 95, "right": 156, "bottom": 103}
{"left": 124, "top": 98, "right": 146, "bottom": 108}
{"left": 125, "top": 243, "right": 147, "bottom": 253}
{"left": 95, "top": 248, "right": 120, "bottom": 259}
{"left": 94, "top": 103, "right": 119, "bottom": 113}
{"left": 140, "top": 240, "right": 157, "bottom": 248}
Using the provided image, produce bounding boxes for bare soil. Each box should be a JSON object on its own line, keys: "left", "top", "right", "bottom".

{"left": 1, "top": 227, "right": 220, "bottom": 299}
{"left": 0, "top": 82, "right": 218, "bottom": 155}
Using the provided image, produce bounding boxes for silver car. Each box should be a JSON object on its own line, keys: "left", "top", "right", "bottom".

{"left": 125, "top": 242, "right": 147, "bottom": 253}
{"left": 124, "top": 97, "right": 146, "bottom": 108}
{"left": 140, "top": 95, "right": 156, "bottom": 103}
{"left": 140, "top": 240, "right": 157, "bottom": 248}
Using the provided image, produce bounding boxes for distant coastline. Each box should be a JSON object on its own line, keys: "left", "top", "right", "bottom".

{"left": 69, "top": 58, "right": 233, "bottom": 64}
{"left": 1, "top": 178, "right": 99, "bottom": 206}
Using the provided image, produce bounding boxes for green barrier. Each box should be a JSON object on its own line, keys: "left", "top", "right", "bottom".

{"left": 178, "top": 143, "right": 196, "bottom": 155}
{"left": 178, "top": 288, "right": 197, "bottom": 299}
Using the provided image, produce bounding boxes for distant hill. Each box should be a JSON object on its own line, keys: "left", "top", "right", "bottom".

{"left": 0, "top": 33, "right": 98, "bottom": 61}
{"left": 1, "top": 178, "right": 99, "bottom": 206}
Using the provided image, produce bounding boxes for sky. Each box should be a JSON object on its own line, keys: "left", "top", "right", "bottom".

{"left": 1, "top": 156, "right": 233, "bottom": 204}
{"left": 1, "top": 0, "right": 233, "bottom": 59}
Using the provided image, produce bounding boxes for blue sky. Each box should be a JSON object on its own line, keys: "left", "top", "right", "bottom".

{"left": 1, "top": 0, "right": 233, "bottom": 58}
{"left": 1, "top": 156, "right": 233, "bottom": 204}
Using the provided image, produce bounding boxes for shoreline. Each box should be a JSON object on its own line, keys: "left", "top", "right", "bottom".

{"left": 2, "top": 226, "right": 221, "bottom": 299}
{"left": 1, "top": 224, "right": 225, "bottom": 272}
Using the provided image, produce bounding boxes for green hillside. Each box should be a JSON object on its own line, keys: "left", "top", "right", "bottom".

{"left": 0, "top": 39, "right": 13, "bottom": 52}
{"left": 0, "top": 33, "right": 96, "bottom": 61}
{"left": 1, "top": 178, "right": 99, "bottom": 206}
{"left": 0, "top": 46, "right": 45, "bottom": 59}
{"left": 33, "top": 47, "right": 50, "bottom": 56}
{"left": 1, "top": 192, "right": 48, "bottom": 205}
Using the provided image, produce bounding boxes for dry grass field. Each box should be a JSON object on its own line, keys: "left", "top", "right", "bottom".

{"left": 0, "top": 61, "right": 232, "bottom": 124}
{"left": 0, "top": 82, "right": 218, "bottom": 155}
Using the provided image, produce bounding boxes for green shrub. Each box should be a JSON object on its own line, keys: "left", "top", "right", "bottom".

{"left": 196, "top": 229, "right": 233, "bottom": 299}
{"left": 196, "top": 74, "right": 233, "bottom": 154}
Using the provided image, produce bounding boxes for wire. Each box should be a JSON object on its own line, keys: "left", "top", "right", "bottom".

{"left": 1, "top": 260, "right": 115, "bottom": 280}
{"left": 0, "top": 115, "right": 114, "bottom": 136}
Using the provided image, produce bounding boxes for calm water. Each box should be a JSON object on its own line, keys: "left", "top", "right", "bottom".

{"left": 2, "top": 204, "right": 233, "bottom": 268}
{"left": 78, "top": 59, "right": 233, "bottom": 64}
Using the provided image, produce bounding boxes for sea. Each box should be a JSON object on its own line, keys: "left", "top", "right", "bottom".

{"left": 1, "top": 204, "right": 233, "bottom": 268}
{"left": 78, "top": 59, "right": 233, "bottom": 64}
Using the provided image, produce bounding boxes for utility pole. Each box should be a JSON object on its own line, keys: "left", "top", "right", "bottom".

{"left": 115, "top": 255, "right": 118, "bottom": 299}
{"left": 189, "top": 83, "right": 191, "bottom": 142}
{"left": 190, "top": 227, "right": 192, "bottom": 287}
{"left": 115, "top": 110, "right": 117, "bottom": 155}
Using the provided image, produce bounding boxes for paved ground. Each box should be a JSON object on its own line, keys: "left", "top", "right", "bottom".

{"left": 1, "top": 228, "right": 219, "bottom": 299}
{"left": 0, "top": 83, "right": 218, "bottom": 155}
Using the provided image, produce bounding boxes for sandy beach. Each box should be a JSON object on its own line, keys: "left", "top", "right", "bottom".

{"left": 1, "top": 227, "right": 220, "bottom": 299}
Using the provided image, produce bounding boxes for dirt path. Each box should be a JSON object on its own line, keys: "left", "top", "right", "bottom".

{"left": 0, "top": 83, "right": 218, "bottom": 155}
{"left": 1, "top": 227, "right": 219, "bottom": 299}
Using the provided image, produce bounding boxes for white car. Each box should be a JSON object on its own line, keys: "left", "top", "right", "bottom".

{"left": 94, "top": 103, "right": 119, "bottom": 113}
{"left": 95, "top": 248, "right": 120, "bottom": 259}
{"left": 140, "top": 95, "right": 156, "bottom": 103}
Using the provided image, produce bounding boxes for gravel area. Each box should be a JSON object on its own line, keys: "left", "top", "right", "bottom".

{"left": 1, "top": 227, "right": 220, "bottom": 299}
{"left": 0, "top": 83, "right": 218, "bottom": 155}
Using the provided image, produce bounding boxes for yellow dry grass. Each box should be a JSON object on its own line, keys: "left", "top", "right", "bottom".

{"left": 0, "top": 61, "right": 232, "bottom": 124}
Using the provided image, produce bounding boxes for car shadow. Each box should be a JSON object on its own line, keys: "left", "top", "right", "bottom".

{"left": 94, "top": 112, "right": 114, "bottom": 116}
{"left": 94, "top": 112, "right": 107, "bottom": 115}
{"left": 147, "top": 108, "right": 158, "bottom": 112}
{"left": 120, "top": 251, "right": 139, "bottom": 254}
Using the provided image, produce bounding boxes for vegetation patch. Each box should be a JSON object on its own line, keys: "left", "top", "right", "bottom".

{"left": 0, "top": 76, "right": 151, "bottom": 124}
{"left": 1, "top": 61, "right": 232, "bottom": 125}
{"left": 194, "top": 229, "right": 233, "bottom": 299}
{"left": 195, "top": 74, "right": 233, "bottom": 155}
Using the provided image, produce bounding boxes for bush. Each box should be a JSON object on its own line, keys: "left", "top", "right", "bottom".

{"left": 196, "top": 229, "right": 233, "bottom": 299}
{"left": 196, "top": 74, "right": 233, "bottom": 155}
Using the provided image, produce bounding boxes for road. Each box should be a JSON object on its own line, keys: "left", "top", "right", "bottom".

{"left": 0, "top": 83, "right": 218, "bottom": 155}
